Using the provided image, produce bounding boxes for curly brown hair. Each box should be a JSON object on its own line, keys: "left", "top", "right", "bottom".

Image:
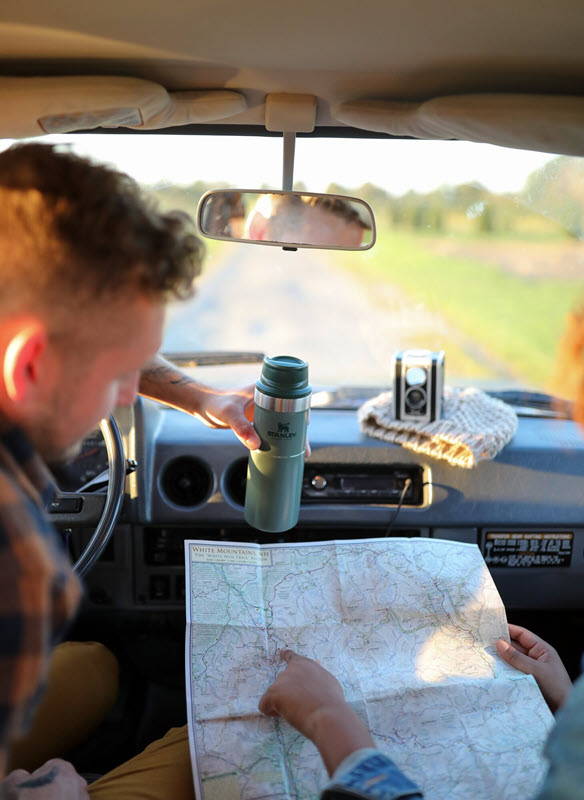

{"left": 303, "top": 194, "right": 372, "bottom": 230}
{"left": 0, "top": 143, "right": 204, "bottom": 316}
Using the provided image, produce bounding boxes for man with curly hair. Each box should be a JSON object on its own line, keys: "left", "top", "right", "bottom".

{"left": 0, "top": 143, "right": 258, "bottom": 799}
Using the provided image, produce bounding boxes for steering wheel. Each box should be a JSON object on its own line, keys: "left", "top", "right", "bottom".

{"left": 51, "top": 416, "right": 126, "bottom": 577}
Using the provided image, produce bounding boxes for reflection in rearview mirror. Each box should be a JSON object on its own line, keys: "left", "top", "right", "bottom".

{"left": 197, "top": 190, "right": 376, "bottom": 251}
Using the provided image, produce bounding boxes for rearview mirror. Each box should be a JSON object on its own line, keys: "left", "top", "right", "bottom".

{"left": 197, "top": 190, "right": 376, "bottom": 251}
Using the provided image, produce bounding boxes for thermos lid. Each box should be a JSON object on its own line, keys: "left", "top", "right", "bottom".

{"left": 257, "top": 355, "right": 310, "bottom": 399}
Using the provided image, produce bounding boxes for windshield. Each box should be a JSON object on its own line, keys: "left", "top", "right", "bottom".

{"left": 3, "top": 133, "right": 583, "bottom": 394}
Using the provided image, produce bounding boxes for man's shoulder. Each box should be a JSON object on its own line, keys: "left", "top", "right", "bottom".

{"left": 0, "top": 463, "right": 19, "bottom": 497}
{"left": 0, "top": 461, "right": 59, "bottom": 570}
{"left": 0, "top": 463, "right": 37, "bottom": 531}
{"left": 0, "top": 457, "right": 81, "bottom": 628}
{"left": 0, "top": 422, "right": 56, "bottom": 509}
{"left": 0, "top": 456, "right": 44, "bottom": 511}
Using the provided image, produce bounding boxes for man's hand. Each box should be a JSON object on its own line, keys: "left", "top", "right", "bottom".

{"left": 190, "top": 383, "right": 261, "bottom": 450}
{"left": 195, "top": 387, "right": 311, "bottom": 456}
{"left": 138, "top": 356, "right": 261, "bottom": 450}
{"left": 259, "top": 650, "right": 374, "bottom": 775}
{"left": 139, "top": 356, "right": 312, "bottom": 454}
{"left": 179, "top": 384, "right": 312, "bottom": 455}
{"left": 496, "top": 624, "right": 572, "bottom": 712}
{"left": 0, "top": 759, "right": 89, "bottom": 799}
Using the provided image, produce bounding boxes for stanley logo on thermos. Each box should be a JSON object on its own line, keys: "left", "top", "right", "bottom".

{"left": 267, "top": 422, "right": 297, "bottom": 439}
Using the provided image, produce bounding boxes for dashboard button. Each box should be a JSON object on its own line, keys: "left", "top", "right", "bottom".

{"left": 49, "top": 496, "right": 83, "bottom": 514}
{"left": 311, "top": 475, "right": 328, "bottom": 490}
{"left": 149, "top": 575, "right": 170, "bottom": 601}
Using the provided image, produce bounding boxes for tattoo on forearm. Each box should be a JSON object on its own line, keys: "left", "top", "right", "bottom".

{"left": 17, "top": 767, "right": 58, "bottom": 788}
{"left": 142, "top": 365, "right": 195, "bottom": 388}
{"left": 142, "top": 365, "right": 175, "bottom": 380}
{"left": 169, "top": 376, "right": 196, "bottom": 386}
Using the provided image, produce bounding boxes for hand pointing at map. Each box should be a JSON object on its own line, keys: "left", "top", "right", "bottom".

{"left": 259, "top": 649, "right": 374, "bottom": 775}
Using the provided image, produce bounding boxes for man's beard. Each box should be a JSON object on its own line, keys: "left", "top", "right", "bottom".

{"left": 48, "top": 438, "right": 84, "bottom": 465}
{"left": 34, "top": 431, "right": 84, "bottom": 465}
{"left": 28, "top": 391, "right": 86, "bottom": 464}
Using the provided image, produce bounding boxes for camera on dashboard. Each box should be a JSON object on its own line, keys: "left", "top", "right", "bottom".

{"left": 392, "top": 349, "right": 445, "bottom": 424}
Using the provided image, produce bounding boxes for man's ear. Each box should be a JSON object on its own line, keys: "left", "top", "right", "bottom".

{"left": 2, "top": 320, "right": 49, "bottom": 407}
{"left": 247, "top": 213, "right": 269, "bottom": 241}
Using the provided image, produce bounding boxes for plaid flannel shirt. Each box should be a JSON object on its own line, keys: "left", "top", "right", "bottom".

{"left": 0, "top": 417, "right": 81, "bottom": 775}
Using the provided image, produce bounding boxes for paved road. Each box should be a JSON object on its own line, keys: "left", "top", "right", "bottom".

{"left": 164, "top": 244, "right": 511, "bottom": 387}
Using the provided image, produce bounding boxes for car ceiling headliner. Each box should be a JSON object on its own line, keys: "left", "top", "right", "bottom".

{"left": 1, "top": 0, "right": 584, "bottom": 130}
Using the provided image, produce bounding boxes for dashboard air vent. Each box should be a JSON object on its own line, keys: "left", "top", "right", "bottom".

{"left": 160, "top": 457, "right": 213, "bottom": 508}
{"left": 224, "top": 458, "right": 248, "bottom": 507}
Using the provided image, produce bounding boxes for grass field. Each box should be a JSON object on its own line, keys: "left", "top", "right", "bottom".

{"left": 342, "top": 229, "right": 584, "bottom": 390}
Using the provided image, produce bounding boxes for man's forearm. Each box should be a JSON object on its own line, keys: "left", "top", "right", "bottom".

{"left": 139, "top": 354, "right": 259, "bottom": 447}
{"left": 139, "top": 355, "right": 202, "bottom": 414}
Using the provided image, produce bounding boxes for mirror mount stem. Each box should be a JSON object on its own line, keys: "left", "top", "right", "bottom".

{"left": 282, "top": 131, "right": 296, "bottom": 191}
{"left": 282, "top": 132, "right": 298, "bottom": 249}
{"left": 264, "top": 93, "right": 315, "bottom": 191}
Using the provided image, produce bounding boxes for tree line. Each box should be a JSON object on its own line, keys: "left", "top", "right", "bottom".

{"left": 146, "top": 156, "right": 584, "bottom": 239}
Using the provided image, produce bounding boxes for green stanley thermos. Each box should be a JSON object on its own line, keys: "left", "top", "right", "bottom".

{"left": 244, "top": 355, "right": 311, "bottom": 533}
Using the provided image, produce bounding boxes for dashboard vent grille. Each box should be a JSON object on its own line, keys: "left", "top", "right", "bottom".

{"left": 160, "top": 457, "right": 213, "bottom": 508}
{"left": 224, "top": 458, "right": 248, "bottom": 507}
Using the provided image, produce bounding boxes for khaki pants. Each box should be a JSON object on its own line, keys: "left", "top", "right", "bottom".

{"left": 8, "top": 641, "right": 194, "bottom": 800}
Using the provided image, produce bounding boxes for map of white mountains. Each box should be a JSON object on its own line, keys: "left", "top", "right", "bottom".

{"left": 184, "top": 537, "right": 553, "bottom": 800}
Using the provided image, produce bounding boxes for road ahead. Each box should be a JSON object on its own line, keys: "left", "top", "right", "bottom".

{"left": 163, "top": 244, "right": 497, "bottom": 387}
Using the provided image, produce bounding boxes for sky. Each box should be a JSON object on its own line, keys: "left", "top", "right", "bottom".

{"left": 0, "top": 133, "right": 557, "bottom": 196}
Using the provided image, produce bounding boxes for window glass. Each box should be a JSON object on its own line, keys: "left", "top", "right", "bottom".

{"left": 3, "top": 133, "right": 582, "bottom": 394}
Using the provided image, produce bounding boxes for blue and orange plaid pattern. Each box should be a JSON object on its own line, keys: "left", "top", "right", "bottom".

{"left": 0, "top": 417, "right": 81, "bottom": 775}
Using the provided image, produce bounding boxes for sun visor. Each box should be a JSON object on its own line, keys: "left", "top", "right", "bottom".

{"left": 334, "top": 94, "right": 584, "bottom": 156}
{"left": 0, "top": 76, "right": 247, "bottom": 138}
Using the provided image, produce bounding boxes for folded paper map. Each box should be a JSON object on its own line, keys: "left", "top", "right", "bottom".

{"left": 184, "top": 537, "right": 553, "bottom": 800}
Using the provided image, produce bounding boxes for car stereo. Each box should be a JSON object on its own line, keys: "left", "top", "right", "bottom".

{"left": 302, "top": 464, "right": 424, "bottom": 504}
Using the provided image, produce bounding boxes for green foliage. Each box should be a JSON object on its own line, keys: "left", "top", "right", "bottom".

{"left": 477, "top": 204, "right": 495, "bottom": 234}
{"left": 343, "top": 229, "right": 583, "bottom": 388}
{"left": 145, "top": 180, "right": 230, "bottom": 217}
{"left": 142, "top": 160, "right": 576, "bottom": 242}
{"left": 524, "top": 156, "right": 584, "bottom": 239}
{"left": 331, "top": 178, "right": 569, "bottom": 239}
{"left": 326, "top": 182, "right": 351, "bottom": 196}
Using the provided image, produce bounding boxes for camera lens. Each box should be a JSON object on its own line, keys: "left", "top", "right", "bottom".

{"left": 406, "top": 387, "right": 426, "bottom": 410}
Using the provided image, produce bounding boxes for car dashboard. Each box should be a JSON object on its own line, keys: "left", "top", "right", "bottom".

{"left": 69, "top": 396, "right": 584, "bottom": 621}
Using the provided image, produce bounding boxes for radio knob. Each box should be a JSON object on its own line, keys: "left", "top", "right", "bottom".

{"left": 311, "top": 475, "right": 328, "bottom": 491}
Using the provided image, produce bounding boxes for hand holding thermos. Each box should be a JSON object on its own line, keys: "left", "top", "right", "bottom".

{"left": 244, "top": 355, "right": 311, "bottom": 533}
